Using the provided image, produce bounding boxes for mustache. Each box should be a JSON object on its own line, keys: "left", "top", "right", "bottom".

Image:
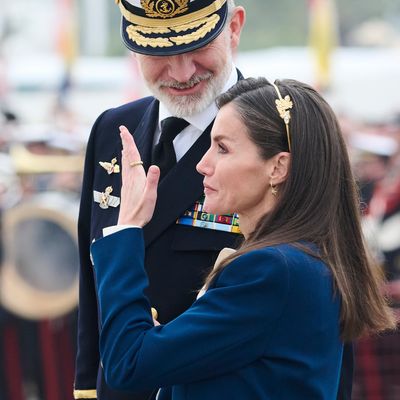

{"left": 159, "top": 72, "right": 213, "bottom": 90}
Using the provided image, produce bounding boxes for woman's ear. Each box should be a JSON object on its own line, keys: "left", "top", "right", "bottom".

{"left": 269, "top": 152, "right": 291, "bottom": 184}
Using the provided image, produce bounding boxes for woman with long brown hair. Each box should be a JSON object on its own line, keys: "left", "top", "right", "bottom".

{"left": 90, "top": 77, "right": 396, "bottom": 399}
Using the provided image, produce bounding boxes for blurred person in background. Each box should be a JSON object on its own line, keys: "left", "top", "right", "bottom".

{"left": 348, "top": 122, "right": 400, "bottom": 399}
{"left": 349, "top": 127, "right": 400, "bottom": 287}
{"left": 74, "top": 1, "right": 353, "bottom": 400}
{"left": 0, "top": 113, "right": 83, "bottom": 400}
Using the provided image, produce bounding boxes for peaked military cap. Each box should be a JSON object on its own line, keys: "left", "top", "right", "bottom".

{"left": 116, "top": 0, "right": 228, "bottom": 56}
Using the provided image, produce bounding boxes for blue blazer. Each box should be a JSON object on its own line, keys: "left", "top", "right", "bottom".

{"left": 91, "top": 228, "right": 343, "bottom": 400}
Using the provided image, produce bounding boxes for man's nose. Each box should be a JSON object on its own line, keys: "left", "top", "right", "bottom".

{"left": 167, "top": 54, "right": 197, "bottom": 82}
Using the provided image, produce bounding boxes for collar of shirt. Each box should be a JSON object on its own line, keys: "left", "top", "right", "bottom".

{"left": 154, "top": 66, "right": 238, "bottom": 162}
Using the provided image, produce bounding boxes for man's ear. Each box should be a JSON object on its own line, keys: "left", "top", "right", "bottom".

{"left": 228, "top": 6, "right": 246, "bottom": 51}
{"left": 269, "top": 152, "right": 291, "bottom": 185}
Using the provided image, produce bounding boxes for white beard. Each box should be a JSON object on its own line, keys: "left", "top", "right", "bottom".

{"left": 147, "top": 56, "right": 233, "bottom": 118}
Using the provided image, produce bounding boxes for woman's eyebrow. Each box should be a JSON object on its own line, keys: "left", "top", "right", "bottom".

{"left": 212, "top": 134, "right": 235, "bottom": 142}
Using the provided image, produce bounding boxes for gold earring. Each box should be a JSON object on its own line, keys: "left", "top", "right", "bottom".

{"left": 270, "top": 181, "right": 278, "bottom": 196}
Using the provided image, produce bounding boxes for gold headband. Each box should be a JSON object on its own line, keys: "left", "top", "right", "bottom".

{"left": 271, "top": 82, "right": 293, "bottom": 152}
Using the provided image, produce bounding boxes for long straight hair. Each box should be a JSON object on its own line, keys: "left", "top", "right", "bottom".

{"left": 205, "top": 77, "right": 396, "bottom": 341}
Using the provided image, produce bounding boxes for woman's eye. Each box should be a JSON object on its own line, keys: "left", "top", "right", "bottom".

{"left": 217, "top": 143, "right": 228, "bottom": 154}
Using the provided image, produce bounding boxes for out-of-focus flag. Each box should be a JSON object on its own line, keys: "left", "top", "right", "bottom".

{"left": 55, "top": 0, "right": 78, "bottom": 109}
{"left": 56, "top": 0, "right": 78, "bottom": 67}
{"left": 308, "top": 0, "right": 338, "bottom": 90}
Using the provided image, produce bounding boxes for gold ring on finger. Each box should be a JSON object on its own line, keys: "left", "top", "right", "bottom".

{"left": 129, "top": 160, "right": 143, "bottom": 168}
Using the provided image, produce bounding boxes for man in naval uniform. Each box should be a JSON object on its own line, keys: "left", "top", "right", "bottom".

{"left": 74, "top": 1, "right": 353, "bottom": 399}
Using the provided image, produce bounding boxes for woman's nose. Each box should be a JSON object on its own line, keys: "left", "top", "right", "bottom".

{"left": 196, "top": 149, "right": 212, "bottom": 176}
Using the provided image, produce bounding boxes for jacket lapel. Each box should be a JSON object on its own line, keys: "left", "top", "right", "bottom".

{"left": 143, "top": 122, "right": 212, "bottom": 246}
{"left": 132, "top": 98, "right": 159, "bottom": 171}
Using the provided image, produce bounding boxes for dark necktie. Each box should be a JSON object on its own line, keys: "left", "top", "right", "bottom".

{"left": 152, "top": 117, "right": 189, "bottom": 180}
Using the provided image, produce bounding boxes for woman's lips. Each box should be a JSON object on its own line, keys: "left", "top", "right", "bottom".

{"left": 203, "top": 184, "right": 216, "bottom": 195}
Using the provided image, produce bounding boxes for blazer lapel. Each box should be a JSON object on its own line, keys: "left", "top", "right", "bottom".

{"left": 143, "top": 122, "right": 212, "bottom": 246}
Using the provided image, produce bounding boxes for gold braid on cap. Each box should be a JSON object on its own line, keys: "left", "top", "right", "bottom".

{"left": 271, "top": 82, "right": 293, "bottom": 152}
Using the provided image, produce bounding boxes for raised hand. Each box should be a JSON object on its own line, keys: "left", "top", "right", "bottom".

{"left": 118, "top": 125, "right": 160, "bottom": 227}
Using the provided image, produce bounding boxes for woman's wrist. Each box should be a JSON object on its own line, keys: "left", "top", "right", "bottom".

{"left": 103, "top": 225, "right": 142, "bottom": 237}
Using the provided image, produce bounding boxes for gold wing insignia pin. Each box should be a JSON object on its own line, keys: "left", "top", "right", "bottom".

{"left": 99, "top": 158, "right": 120, "bottom": 174}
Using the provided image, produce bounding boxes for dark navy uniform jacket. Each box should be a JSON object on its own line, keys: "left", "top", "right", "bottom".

{"left": 74, "top": 93, "right": 354, "bottom": 400}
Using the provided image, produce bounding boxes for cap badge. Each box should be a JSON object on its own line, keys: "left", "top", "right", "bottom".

{"left": 141, "top": 0, "right": 189, "bottom": 19}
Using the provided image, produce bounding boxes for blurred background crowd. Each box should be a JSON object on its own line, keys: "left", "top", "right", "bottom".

{"left": 0, "top": 0, "right": 399, "bottom": 399}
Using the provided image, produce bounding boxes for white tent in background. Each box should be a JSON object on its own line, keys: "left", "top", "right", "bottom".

{"left": 5, "top": 47, "right": 400, "bottom": 124}
{"left": 235, "top": 46, "right": 400, "bottom": 122}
